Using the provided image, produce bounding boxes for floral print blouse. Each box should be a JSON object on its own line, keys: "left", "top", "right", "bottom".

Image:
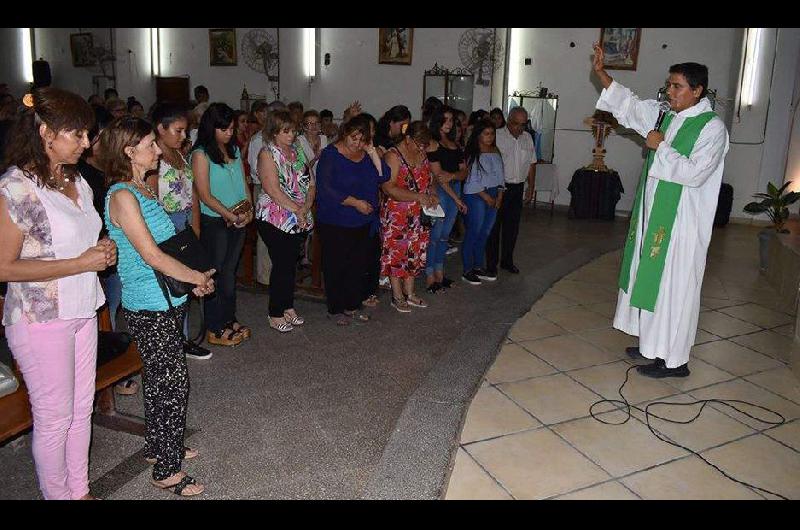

{"left": 0, "top": 166, "right": 104, "bottom": 326}
{"left": 157, "top": 155, "right": 194, "bottom": 214}
{"left": 255, "top": 142, "right": 314, "bottom": 233}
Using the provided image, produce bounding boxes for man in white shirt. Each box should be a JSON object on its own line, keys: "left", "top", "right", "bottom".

{"left": 487, "top": 107, "right": 536, "bottom": 276}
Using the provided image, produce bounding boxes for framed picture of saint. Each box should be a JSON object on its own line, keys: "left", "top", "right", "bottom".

{"left": 70, "top": 33, "right": 95, "bottom": 67}
{"left": 379, "top": 28, "right": 413, "bottom": 65}
{"left": 599, "top": 28, "right": 641, "bottom": 71}
{"left": 209, "top": 28, "right": 237, "bottom": 66}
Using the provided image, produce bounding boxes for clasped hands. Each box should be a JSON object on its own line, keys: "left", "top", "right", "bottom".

{"left": 80, "top": 238, "right": 117, "bottom": 272}
{"left": 192, "top": 269, "right": 216, "bottom": 298}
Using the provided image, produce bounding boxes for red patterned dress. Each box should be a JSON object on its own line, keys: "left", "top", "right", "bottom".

{"left": 380, "top": 149, "right": 432, "bottom": 278}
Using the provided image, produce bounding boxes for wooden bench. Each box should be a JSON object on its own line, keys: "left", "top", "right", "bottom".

{"left": 0, "top": 302, "right": 146, "bottom": 444}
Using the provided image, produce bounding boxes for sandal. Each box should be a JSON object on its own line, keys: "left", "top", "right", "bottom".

{"left": 391, "top": 297, "right": 412, "bottom": 313}
{"left": 362, "top": 295, "right": 380, "bottom": 307}
{"left": 269, "top": 316, "right": 294, "bottom": 333}
{"left": 146, "top": 446, "right": 199, "bottom": 465}
{"left": 226, "top": 320, "right": 251, "bottom": 340}
{"left": 114, "top": 379, "right": 139, "bottom": 396}
{"left": 151, "top": 472, "right": 204, "bottom": 497}
{"left": 206, "top": 328, "right": 243, "bottom": 347}
{"left": 343, "top": 309, "right": 370, "bottom": 322}
{"left": 327, "top": 313, "right": 350, "bottom": 326}
{"left": 406, "top": 295, "right": 428, "bottom": 308}
{"left": 283, "top": 309, "right": 305, "bottom": 326}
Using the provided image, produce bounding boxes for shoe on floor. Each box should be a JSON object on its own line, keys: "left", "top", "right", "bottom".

{"left": 445, "top": 245, "right": 459, "bottom": 255}
{"left": 625, "top": 346, "right": 646, "bottom": 360}
{"left": 501, "top": 263, "right": 520, "bottom": 274}
{"left": 440, "top": 277, "right": 454, "bottom": 289}
{"left": 636, "top": 358, "right": 690, "bottom": 378}
{"left": 184, "top": 341, "right": 213, "bottom": 360}
{"left": 462, "top": 271, "right": 482, "bottom": 285}
{"left": 474, "top": 268, "right": 497, "bottom": 281}
{"left": 425, "top": 282, "right": 442, "bottom": 294}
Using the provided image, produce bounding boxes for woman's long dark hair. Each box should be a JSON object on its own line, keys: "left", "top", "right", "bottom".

{"left": 428, "top": 107, "right": 456, "bottom": 143}
{"left": 151, "top": 102, "right": 189, "bottom": 132}
{"left": 375, "top": 105, "right": 411, "bottom": 148}
{"left": 464, "top": 119, "right": 496, "bottom": 174}
{"left": 192, "top": 102, "right": 236, "bottom": 165}
{"left": 3, "top": 87, "right": 94, "bottom": 187}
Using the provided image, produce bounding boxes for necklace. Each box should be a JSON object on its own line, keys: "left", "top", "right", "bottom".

{"left": 132, "top": 177, "right": 157, "bottom": 199}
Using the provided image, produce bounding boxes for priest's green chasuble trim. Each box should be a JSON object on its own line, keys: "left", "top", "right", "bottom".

{"left": 618, "top": 111, "right": 716, "bottom": 312}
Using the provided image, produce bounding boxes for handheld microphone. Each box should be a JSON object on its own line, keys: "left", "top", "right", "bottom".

{"left": 654, "top": 89, "right": 671, "bottom": 131}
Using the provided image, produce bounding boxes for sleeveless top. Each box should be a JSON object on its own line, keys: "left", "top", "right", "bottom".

{"left": 255, "top": 142, "right": 314, "bottom": 233}
{"left": 0, "top": 166, "right": 105, "bottom": 326}
{"left": 190, "top": 147, "right": 248, "bottom": 218}
{"left": 105, "top": 183, "right": 187, "bottom": 312}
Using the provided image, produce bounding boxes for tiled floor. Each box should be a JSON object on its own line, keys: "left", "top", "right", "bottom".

{"left": 445, "top": 228, "right": 800, "bottom": 500}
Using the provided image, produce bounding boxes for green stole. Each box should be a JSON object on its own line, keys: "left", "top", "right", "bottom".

{"left": 618, "top": 110, "right": 716, "bottom": 312}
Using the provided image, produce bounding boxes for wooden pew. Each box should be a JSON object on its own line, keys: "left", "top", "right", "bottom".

{"left": 0, "top": 303, "right": 145, "bottom": 444}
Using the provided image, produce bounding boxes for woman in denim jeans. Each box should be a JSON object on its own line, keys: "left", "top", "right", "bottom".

{"left": 425, "top": 107, "right": 467, "bottom": 293}
{"left": 191, "top": 103, "right": 253, "bottom": 347}
{"left": 461, "top": 120, "right": 504, "bottom": 286}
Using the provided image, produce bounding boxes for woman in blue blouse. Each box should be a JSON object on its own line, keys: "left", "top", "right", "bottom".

{"left": 191, "top": 103, "right": 253, "bottom": 346}
{"left": 314, "top": 116, "right": 388, "bottom": 325}
{"left": 461, "top": 120, "right": 505, "bottom": 285}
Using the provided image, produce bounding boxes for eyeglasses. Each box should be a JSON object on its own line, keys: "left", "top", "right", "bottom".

{"left": 508, "top": 120, "right": 526, "bottom": 127}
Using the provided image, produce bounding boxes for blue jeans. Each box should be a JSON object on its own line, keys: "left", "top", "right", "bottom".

{"left": 425, "top": 182, "right": 461, "bottom": 276}
{"left": 168, "top": 209, "right": 192, "bottom": 338}
{"left": 462, "top": 187, "right": 499, "bottom": 273}
{"left": 100, "top": 272, "right": 122, "bottom": 331}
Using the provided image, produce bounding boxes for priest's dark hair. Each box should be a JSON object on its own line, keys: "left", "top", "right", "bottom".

{"left": 669, "top": 63, "right": 709, "bottom": 98}
{"left": 193, "top": 102, "right": 237, "bottom": 164}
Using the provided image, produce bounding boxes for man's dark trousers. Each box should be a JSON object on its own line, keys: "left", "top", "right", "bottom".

{"left": 486, "top": 182, "right": 524, "bottom": 272}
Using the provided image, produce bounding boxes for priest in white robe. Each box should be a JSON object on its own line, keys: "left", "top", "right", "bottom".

{"left": 591, "top": 43, "right": 730, "bottom": 378}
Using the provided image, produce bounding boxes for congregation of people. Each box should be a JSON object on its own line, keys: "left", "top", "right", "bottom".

{"left": 0, "top": 82, "right": 538, "bottom": 498}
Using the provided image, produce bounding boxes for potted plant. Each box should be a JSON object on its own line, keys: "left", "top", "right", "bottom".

{"left": 743, "top": 181, "right": 800, "bottom": 270}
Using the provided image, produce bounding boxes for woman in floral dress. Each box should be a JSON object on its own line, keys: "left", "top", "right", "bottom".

{"left": 380, "top": 121, "right": 439, "bottom": 312}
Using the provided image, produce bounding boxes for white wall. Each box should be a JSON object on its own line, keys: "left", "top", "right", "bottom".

{"left": 32, "top": 28, "right": 113, "bottom": 99}
{"left": 0, "top": 29, "right": 29, "bottom": 96}
{"left": 786, "top": 43, "right": 800, "bottom": 190}
{"left": 310, "top": 28, "right": 492, "bottom": 119}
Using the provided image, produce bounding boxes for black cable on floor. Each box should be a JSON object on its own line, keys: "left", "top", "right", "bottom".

{"left": 589, "top": 364, "right": 788, "bottom": 500}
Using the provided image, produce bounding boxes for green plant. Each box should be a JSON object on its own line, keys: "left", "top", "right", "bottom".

{"left": 743, "top": 181, "right": 800, "bottom": 233}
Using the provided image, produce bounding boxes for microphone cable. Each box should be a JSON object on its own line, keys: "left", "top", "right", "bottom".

{"left": 589, "top": 364, "right": 789, "bottom": 500}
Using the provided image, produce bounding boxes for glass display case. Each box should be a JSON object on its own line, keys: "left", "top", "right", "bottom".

{"left": 507, "top": 91, "right": 559, "bottom": 164}
{"left": 423, "top": 64, "right": 474, "bottom": 116}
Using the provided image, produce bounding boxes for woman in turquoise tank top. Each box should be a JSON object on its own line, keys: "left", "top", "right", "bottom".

{"left": 191, "top": 103, "right": 253, "bottom": 347}
{"left": 101, "top": 117, "right": 215, "bottom": 497}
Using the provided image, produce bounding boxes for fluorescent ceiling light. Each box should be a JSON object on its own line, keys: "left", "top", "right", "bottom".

{"left": 21, "top": 28, "right": 33, "bottom": 83}
{"left": 741, "top": 28, "right": 763, "bottom": 107}
{"left": 151, "top": 28, "right": 160, "bottom": 77}
{"left": 508, "top": 28, "right": 521, "bottom": 99}
{"left": 304, "top": 28, "right": 315, "bottom": 78}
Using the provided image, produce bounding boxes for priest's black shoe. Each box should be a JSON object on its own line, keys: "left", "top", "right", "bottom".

{"left": 636, "top": 358, "right": 690, "bottom": 378}
{"left": 501, "top": 263, "right": 520, "bottom": 274}
{"left": 625, "top": 346, "right": 646, "bottom": 360}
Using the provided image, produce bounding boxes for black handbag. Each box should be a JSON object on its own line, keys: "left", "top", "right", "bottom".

{"left": 154, "top": 228, "right": 213, "bottom": 344}
{"left": 155, "top": 228, "right": 212, "bottom": 298}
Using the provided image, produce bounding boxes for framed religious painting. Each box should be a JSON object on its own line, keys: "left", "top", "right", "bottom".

{"left": 209, "top": 28, "right": 237, "bottom": 66}
{"left": 70, "top": 33, "right": 95, "bottom": 67}
{"left": 599, "top": 28, "right": 641, "bottom": 71}
{"left": 379, "top": 28, "right": 413, "bottom": 65}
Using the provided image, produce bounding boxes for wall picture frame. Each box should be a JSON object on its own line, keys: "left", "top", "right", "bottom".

{"left": 70, "top": 32, "right": 95, "bottom": 67}
{"left": 209, "top": 28, "right": 237, "bottom": 66}
{"left": 379, "top": 28, "right": 413, "bottom": 65}
{"left": 599, "top": 28, "right": 641, "bottom": 71}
